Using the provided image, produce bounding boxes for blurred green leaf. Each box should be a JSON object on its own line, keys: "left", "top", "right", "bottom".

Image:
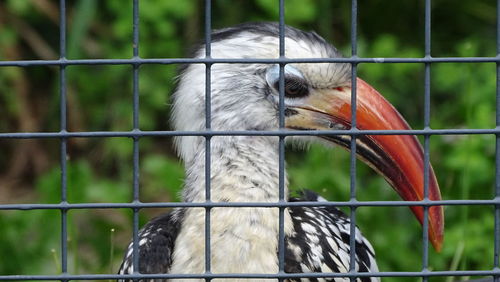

{"left": 6, "top": 0, "right": 31, "bottom": 15}
{"left": 142, "top": 155, "right": 184, "bottom": 201}
{"left": 67, "top": 0, "right": 97, "bottom": 59}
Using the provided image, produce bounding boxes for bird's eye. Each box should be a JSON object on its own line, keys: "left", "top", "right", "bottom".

{"left": 266, "top": 64, "right": 309, "bottom": 98}
{"left": 285, "top": 79, "right": 309, "bottom": 97}
{"left": 273, "top": 78, "right": 309, "bottom": 98}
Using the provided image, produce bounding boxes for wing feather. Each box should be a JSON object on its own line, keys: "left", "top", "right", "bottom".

{"left": 118, "top": 209, "right": 184, "bottom": 281}
{"left": 285, "top": 190, "right": 379, "bottom": 282}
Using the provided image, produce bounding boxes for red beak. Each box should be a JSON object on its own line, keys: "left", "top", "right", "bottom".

{"left": 285, "top": 78, "right": 444, "bottom": 251}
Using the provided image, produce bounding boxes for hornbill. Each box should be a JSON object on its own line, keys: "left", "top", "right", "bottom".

{"left": 118, "top": 22, "right": 444, "bottom": 281}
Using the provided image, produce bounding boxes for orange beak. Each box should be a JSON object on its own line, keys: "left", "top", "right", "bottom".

{"left": 285, "top": 78, "right": 444, "bottom": 251}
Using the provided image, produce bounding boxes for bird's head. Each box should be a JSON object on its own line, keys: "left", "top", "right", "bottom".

{"left": 172, "top": 22, "right": 444, "bottom": 251}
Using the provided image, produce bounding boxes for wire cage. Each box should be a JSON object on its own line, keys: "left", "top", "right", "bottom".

{"left": 0, "top": 0, "right": 499, "bottom": 281}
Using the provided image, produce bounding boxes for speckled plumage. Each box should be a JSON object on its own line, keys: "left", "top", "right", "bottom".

{"left": 118, "top": 22, "right": 379, "bottom": 282}
{"left": 119, "top": 192, "right": 378, "bottom": 282}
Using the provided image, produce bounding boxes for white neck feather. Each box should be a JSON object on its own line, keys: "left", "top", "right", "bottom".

{"left": 170, "top": 136, "right": 293, "bottom": 281}
{"left": 182, "top": 135, "right": 285, "bottom": 202}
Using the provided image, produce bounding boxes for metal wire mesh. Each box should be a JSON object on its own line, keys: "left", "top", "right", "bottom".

{"left": 0, "top": 0, "right": 499, "bottom": 281}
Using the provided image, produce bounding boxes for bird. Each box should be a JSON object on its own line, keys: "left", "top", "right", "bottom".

{"left": 118, "top": 22, "right": 444, "bottom": 282}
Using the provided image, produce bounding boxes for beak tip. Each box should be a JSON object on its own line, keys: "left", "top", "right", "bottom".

{"left": 432, "top": 236, "right": 443, "bottom": 253}
{"left": 430, "top": 205, "right": 445, "bottom": 252}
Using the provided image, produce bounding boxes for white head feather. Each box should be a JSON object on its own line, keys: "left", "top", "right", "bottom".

{"left": 172, "top": 22, "right": 350, "bottom": 165}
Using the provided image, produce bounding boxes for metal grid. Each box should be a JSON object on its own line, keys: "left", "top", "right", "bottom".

{"left": 0, "top": 0, "right": 499, "bottom": 281}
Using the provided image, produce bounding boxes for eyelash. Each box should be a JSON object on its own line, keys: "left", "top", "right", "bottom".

{"left": 273, "top": 77, "right": 309, "bottom": 98}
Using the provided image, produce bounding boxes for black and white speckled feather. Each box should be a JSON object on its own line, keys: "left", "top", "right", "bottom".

{"left": 285, "top": 191, "right": 378, "bottom": 282}
{"left": 118, "top": 209, "right": 184, "bottom": 279}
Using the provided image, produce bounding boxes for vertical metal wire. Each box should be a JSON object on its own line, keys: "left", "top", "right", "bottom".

{"left": 204, "top": 0, "right": 212, "bottom": 279}
{"left": 131, "top": 0, "right": 141, "bottom": 278}
{"left": 422, "top": 0, "right": 432, "bottom": 280}
{"left": 278, "top": 0, "right": 286, "bottom": 279}
{"left": 349, "top": 0, "right": 359, "bottom": 280}
{"left": 58, "top": 0, "right": 68, "bottom": 279}
{"left": 494, "top": 0, "right": 500, "bottom": 274}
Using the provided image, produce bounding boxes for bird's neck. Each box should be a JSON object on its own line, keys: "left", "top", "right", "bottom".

{"left": 182, "top": 135, "right": 288, "bottom": 203}
{"left": 170, "top": 136, "right": 293, "bottom": 277}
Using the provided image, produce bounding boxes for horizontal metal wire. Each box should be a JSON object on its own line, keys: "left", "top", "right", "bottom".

{"left": 0, "top": 128, "right": 499, "bottom": 139}
{"left": 0, "top": 56, "right": 499, "bottom": 67}
{"left": 1, "top": 269, "right": 499, "bottom": 280}
{"left": 0, "top": 199, "right": 498, "bottom": 211}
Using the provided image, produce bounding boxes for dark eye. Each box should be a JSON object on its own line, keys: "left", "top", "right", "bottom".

{"left": 273, "top": 78, "right": 309, "bottom": 98}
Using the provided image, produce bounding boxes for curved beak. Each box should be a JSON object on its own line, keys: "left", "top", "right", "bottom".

{"left": 285, "top": 78, "right": 444, "bottom": 251}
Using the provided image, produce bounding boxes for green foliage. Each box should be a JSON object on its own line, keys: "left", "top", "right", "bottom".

{"left": 6, "top": 0, "right": 31, "bottom": 14}
{"left": 142, "top": 154, "right": 184, "bottom": 202}
{"left": 256, "top": 0, "right": 318, "bottom": 22}
{"left": 0, "top": 1, "right": 497, "bottom": 280}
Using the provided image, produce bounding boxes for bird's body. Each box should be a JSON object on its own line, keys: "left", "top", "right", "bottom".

{"left": 119, "top": 193, "right": 377, "bottom": 282}
{"left": 118, "top": 22, "right": 443, "bottom": 282}
{"left": 119, "top": 128, "right": 378, "bottom": 281}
